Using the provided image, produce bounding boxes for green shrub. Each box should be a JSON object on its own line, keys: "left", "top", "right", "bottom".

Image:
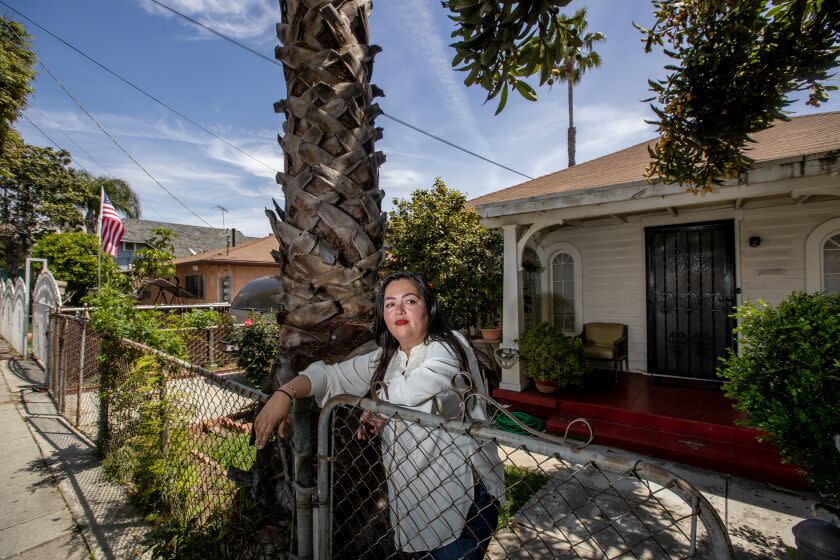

{"left": 236, "top": 313, "right": 279, "bottom": 387}
{"left": 718, "top": 292, "right": 840, "bottom": 502}
{"left": 517, "top": 322, "right": 590, "bottom": 386}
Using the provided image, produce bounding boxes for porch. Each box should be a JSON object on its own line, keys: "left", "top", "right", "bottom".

{"left": 492, "top": 371, "right": 807, "bottom": 490}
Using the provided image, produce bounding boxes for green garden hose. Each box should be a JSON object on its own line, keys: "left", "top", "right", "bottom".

{"left": 495, "top": 411, "right": 544, "bottom": 434}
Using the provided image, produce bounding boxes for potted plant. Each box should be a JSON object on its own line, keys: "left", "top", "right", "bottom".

{"left": 479, "top": 303, "right": 503, "bottom": 342}
{"left": 517, "top": 322, "right": 590, "bottom": 393}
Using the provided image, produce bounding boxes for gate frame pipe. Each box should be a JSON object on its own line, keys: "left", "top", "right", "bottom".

{"left": 316, "top": 395, "right": 734, "bottom": 560}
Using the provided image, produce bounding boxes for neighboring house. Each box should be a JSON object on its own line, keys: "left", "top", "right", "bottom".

{"left": 470, "top": 111, "right": 840, "bottom": 392}
{"left": 117, "top": 219, "right": 251, "bottom": 270}
{"left": 172, "top": 236, "right": 279, "bottom": 304}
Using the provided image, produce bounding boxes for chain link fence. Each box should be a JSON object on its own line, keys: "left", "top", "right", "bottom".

{"left": 317, "top": 397, "right": 733, "bottom": 560}
{"left": 46, "top": 313, "right": 292, "bottom": 558}
{"left": 44, "top": 312, "right": 733, "bottom": 558}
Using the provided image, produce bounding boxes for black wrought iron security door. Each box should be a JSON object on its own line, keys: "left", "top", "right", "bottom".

{"left": 646, "top": 221, "right": 736, "bottom": 379}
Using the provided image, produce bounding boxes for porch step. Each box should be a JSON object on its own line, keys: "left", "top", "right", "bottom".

{"left": 492, "top": 388, "right": 807, "bottom": 490}
{"left": 545, "top": 414, "right": 807, "bottom": 490}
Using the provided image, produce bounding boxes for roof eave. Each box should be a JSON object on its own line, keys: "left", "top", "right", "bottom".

{"left": 476, "top": 150, "right": 840, "bottom": 222}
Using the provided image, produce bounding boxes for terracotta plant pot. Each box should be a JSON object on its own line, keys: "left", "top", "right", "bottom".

{"left": 479, "top": 326, "right": 502, "bottom": 342}
{"left": 534, "top": 379, "right": 559, "bottom": 394}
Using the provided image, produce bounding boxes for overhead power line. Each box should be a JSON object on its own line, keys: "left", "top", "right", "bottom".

{"left": 147, "top": 0, "right": 535, "bottom": 181}
{"left": 34, "top": 57, "right": 218, "bottom": 230}
{"left": 381, "top": 112, "right": 533, "bottom": 180}
{"left": 4, "top": 0, "right": 533, "bottom": 182}
{"left": 20, "top": 111, "right": 171, "bottom": 222}
{"left": 29, "top": 105, "right": 111, "bottom": 175}
{"left": 0, "top": 0, "right": 281, "bottom": 177}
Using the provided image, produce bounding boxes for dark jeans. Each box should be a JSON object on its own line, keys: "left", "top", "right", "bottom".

{"left": 420, "top": 483, "right": 499, "bottom": 560}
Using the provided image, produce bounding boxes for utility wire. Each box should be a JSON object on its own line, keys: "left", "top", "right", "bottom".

{"left": 148, "top": 0, "right": 534, "bottom": 180}
{"left": 5, "top": 0, "right": 533, "bottom": 181}
{"left": 29, "top": 105, "right": 111, "bottom": 175}
{"left": 20, "top": 110, "right": 169, "bottom": 222}
{"left": 381, "top": 112, "right": 533, "bottom": 180}
{"left": 35, "top": 57, "right": 218, "bottom": 230}
{"left": 20, "top": 112, "right": 77, "bottom": 161}
{"left": 149, "top": 0, "right": 280, "bottom": 67}
{"left": 0, "top": 0, "right": 281, "bottom": 176}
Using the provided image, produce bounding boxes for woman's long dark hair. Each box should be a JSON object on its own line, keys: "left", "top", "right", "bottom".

{"left": 370, "top": 270, "right": 469, "bottom": 386}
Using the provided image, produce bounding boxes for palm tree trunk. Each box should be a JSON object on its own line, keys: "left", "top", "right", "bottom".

{"left": 249, "top": 1, "right": 386, "bottom": 556}
{"left": 270, "top": 0, "right": 385, "bottom": 372}
{"left": 566, "top": 58, "right": 576, "bottom": 168}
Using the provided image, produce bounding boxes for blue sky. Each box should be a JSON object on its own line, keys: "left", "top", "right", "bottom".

{"left": 9, "top": 0, "right": 840, "bottom": 237}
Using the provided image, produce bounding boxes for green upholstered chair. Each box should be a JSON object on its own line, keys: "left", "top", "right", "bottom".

{"left": 581, "top": 322, "right": 628, "bottom": 381}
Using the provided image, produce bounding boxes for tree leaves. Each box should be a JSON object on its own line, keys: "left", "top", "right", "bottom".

{"left": 0, "top": 131, "right": 86, "bottom": 274}
{"left": 443, "top": 0, "right": 588, "bottom": 113}
{"left": 385, "top": 178, "right": 502, "bottom": 329}
{"left": 639, "top": 0, "right": 840, "bottom": 189}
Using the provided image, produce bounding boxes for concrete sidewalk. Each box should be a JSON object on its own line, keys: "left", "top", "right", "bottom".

{"left": 0, "top": 350, "right": 149, "bottom": 559}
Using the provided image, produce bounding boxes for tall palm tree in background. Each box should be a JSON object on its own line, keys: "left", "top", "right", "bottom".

{"left": 555, "top": 9, "right": 604, "bottom": 167}
{"left": 80, "top": 172, "right": 141, "bottom": 233}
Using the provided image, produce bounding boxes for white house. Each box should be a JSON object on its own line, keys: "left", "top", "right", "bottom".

{"left": 471, "top": 111, "right": 840, "bottom": 392}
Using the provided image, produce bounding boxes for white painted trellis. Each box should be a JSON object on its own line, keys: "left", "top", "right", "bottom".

{"left": 0, "top": 278, "right": 27, "bottom": 355}
{"left": 32, "top": 270, "right": 62, "bottom": 367}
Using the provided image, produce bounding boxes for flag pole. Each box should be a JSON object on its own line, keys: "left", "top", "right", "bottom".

{"left": 97, "top": 186, "right": 104, "bottom": 289}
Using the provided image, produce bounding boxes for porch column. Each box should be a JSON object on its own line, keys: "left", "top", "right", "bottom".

{"left": 499, "top": 224, "right": 529, "bottom": 392}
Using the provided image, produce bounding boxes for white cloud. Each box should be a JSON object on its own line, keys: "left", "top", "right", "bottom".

{"left": 139, "top": 0, "right": 277, "bottom": 40}
{"left": 395, "top": 0, "right": 487, "bottom": 152}
{"left": 530, "top": 104, "right": 654, "bottom": 176}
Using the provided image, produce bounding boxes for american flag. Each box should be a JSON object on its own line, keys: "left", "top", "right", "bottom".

{"left": 99, "top": 190, "right": 124, "bottom": 257}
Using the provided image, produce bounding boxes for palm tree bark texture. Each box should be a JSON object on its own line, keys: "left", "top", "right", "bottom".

{"left": 269, "top": 0, "right": 385, "bottom": 377}
{"left": 256, "top": 1, "right": 389, "bottom": 556}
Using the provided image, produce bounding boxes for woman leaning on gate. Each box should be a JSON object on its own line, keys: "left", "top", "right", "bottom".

{"left": 255, "top": 270, "right": 505, "bottom": 560}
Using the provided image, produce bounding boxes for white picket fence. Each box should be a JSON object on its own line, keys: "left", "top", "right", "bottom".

{"left": 0, "top": 277, "right": 27, "bottom": 355}
{"left": 0, "top": 271, "right": 62, "bottom": 361}
{"left": 32, "top": 271, "right": 62, "bottom": 365}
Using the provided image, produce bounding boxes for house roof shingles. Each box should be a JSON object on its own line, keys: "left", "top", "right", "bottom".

{"left": 122, "top": 219, "right": 253, "bottom": 259}
{"left": 469, "top": 111, "right": 840, "bottom": 209}
{"left": 173, "top": 235, "right": 277, "bottom": 266}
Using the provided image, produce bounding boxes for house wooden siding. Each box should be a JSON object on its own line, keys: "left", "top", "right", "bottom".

{"left": 529, "top": 199, "right": 840, "bottom": 372}
{"left": 472, "top": 113, "right": 840, "bottom": 390}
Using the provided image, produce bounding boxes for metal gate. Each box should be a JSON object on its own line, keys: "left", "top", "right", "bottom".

{"left": 646, "top": 221, "right": 736, "bottom": 379}
{"left": 315, "top": 396, "right": 733, "bottom": 559}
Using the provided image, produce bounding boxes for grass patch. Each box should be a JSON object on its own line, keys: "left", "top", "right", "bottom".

{"left": 497, "top": 465, "right": 549, "bottom": 529}
{"left": 206, "top": 433, "right": 256, "bottom": 472}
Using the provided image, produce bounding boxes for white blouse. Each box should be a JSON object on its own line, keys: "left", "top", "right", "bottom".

{"left": 301, "top": 332, "right": 505, "bottom": 552}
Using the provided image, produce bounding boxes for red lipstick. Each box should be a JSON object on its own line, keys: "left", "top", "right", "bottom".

{"left": 395, "top": 319, "right": 408, "bottom": 325}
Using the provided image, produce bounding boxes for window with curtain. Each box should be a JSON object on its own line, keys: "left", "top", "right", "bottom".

{"left": 552, "top": 252, "right": 575, "bottom": 333}
{"left": 824, "top": 234, "right": 840, "bottom": 295}
{"left": 522, "top": 248, "right": 541, "bottom": 330}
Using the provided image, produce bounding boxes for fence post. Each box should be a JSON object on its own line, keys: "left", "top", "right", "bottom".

{"left": 207, "top": 327, "right": 216, "bottom": 368}
{"left": 75, "top": 321, "right": 87, "bottom": 428}
{"left": 58, "top": 318, "right": 68, "bottom": 416}
{"left": 293, "top": 396, "right": 315, "bottom": 560}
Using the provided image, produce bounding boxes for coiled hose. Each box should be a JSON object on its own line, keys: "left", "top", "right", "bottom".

{"left": 495, "top": 411, "right": 544, "bottom": 434}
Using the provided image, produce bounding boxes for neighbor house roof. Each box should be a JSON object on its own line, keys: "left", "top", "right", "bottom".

{"left": 173, "top": 235, "right": 277, "bottom": 266}
{"left": 469, "top": 111, "right": 840, "bottom": 209}
{"left": 122, "top": 219, "right": 253, "bottom": 259}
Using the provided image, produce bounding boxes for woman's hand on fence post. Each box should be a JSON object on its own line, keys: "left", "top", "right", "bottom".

{"left": 254, "top": 391, "right": 292, "bottom": 449}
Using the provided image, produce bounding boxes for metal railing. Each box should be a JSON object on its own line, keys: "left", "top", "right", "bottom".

{"left": 316, "top": 397, "right": 734, "bottom": 559}
{"left": 42, "top": 312, "right": 733, "bottom": 558}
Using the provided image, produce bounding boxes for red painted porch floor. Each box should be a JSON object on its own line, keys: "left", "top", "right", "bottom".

{"left": 492, "top": 372, "right": 807, "bottom": 490}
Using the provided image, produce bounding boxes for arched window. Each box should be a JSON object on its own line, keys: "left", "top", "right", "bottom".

{"left": 805, "top": 218, "right": 840, "bottom": 294}
{"left": 522, "top": 248, "right": 542, "bottom": 330}
{"left": 824, "top": 234, "right": 840, "bottom": 295}
{"left": 552, "top": 252, "right": 576, "bottom": 333}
